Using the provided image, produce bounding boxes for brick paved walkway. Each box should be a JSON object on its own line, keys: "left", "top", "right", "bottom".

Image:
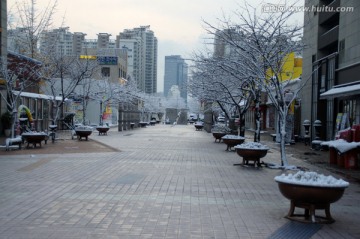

{"left": 0, "top": 124, "right": 359, "bottom": 238}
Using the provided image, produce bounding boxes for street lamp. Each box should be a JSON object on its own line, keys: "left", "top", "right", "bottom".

{"left": 311, "top": 120, "right": 323, "bottom": 150}
{"left": 303, "top": 119, "right": 311, "bottom": 145}
{"left": 313, "top": 120, "right": 322, "bottom": 140}
{"left": 99, "top": 100, "right": 103, "bottom": 126}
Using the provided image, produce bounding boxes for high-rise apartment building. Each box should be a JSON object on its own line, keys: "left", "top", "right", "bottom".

{"left": 164, "top": 55, "right": 188, "bottom": 102}
{"left": 40, "top": 29, "right": 115, "bottom": 56}
{"left": 8, "top": 28, "right": 28, "bottom": 55}
{"left": 301, "top": 0, "right": 360, "bottom": 140}
{"left": 117, "top": 26, "right": 158, "bottom": 93}
{"left": 72, "top": 32, "right": 87, "bottom": 55}
{"left": 39, "top": 27, "right": 74, "bottom": 56}
{"left": 97, "top": 33, "right": 112, "bottom": 49}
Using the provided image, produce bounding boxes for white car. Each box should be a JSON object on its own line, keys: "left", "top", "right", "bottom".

{"left": 217, "top": 116, "right": 225, "bottom": 122}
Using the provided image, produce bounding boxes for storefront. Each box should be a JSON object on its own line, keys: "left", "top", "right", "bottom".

{"left": 320, "top": 81, "right": 360, "bottom": 139}
{"left": 12, "top": 91, "right": 67, "bottom": 132}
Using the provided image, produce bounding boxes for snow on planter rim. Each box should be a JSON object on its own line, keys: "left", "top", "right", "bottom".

{"left": 221, "top": 135, "right": 245, "bottom": 139}
{"left": 75, "top": 126, "right": 94, "bottom": 131}
{"left": 234, "top": 142, "right": 269, "bottom": 150}
{"left": 96, "top": 125, "right": 110, "bottom": 128}
{"left": 274, "top": 171, "right": 349, "bottom": 187}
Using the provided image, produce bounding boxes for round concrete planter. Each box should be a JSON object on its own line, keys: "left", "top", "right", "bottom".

{"left": 222, "top": 135, "right": 245, "bottom": 151}
{"left": 275, "top": 180, "right": 347, "bottom": 224}
{"left": 234, "top": 144, "right": 269, "bottom": 167}
{"left": 212, "top": 132, "right": 227, "bottom": 142}
{"left": 96, "top": 126, "right": 110, "bottom": 135}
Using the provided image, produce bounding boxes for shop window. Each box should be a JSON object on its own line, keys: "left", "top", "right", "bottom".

{"left": 43, "top": 100, "right": 49, "bottom": 121}
{"left": 340, "top": 99, "right": 357, "bottom": 126}
{"left": 37, "top": 99, "right": 42, "bottom": 120}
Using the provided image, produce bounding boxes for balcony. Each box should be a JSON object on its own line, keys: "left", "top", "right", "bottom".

{"left": 318, "top": 25, "right": 339, "bottom": 50}
{"left": 318, "top": 0, "right": 340, "bottom": 25}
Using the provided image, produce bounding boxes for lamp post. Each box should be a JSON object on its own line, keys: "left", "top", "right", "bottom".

{"left": 303, "top": 119, "right": 310, "bottom": 145}
{"left": 311, "top": 120, "right": 323, "bottom": 150}
{"left": 99, "top": 100, "right": 103, "bottom": 126}
{"left": 313, "top": 120, "right": 322, "bottom": 140}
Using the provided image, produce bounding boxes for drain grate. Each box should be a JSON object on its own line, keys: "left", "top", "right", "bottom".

{"left": 268, "top": 221, "right": 322, "bottom": 239}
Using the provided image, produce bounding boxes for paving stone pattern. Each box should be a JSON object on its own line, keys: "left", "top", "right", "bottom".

{"left": 0, "top": 125, "right": 359, "bottom": 238}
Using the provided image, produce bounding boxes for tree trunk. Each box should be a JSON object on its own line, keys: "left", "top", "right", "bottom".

{"left": 254, "top": 101, "right": 261, "bottom": 142}
{"left": 239, "top": 113, "right": 245, "bottom": 137}
{"left": 279, "top": 113, "right": 289, "bottom": 167}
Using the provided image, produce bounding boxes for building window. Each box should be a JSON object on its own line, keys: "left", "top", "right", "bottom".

{"left": 312, "top": 54, "right": 316, "bottom": 63}
{"left": 339, "top": 39, "right": 345, "bottom": 52}
{"left": 101, "top": 67, "right": 110, "bottom": 77}
{"left": 320, "top": 63, "right": 327, "bottom": 93}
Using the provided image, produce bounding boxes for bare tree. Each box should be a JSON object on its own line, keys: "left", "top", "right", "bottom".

{"left": 87, "top": 77, "right": 142, "bottom": 125}
{"left": 0, "top": 53, "right": 42, "bottom": 138}
{"left": 189, "top": 50, "right": 255, "bottom": 136}
{"left": 8, "top": 0, "right": 58, "bottom": 58}
{"left": 40, "top": 52, "right": 100, "bottom": 125}
{"left": 201, "top": 2, "right": 312, "bottom": 167}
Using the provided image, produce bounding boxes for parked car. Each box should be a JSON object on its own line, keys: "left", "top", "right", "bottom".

{"left": 188, "top": 113, "right": 198, "bottom": 121}
{"left": 217, "top": 116, "right": 225, "bottom": 122}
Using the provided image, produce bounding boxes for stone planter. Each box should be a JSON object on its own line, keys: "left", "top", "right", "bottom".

{"left": 75, "top": 126, "right": 93, "bottom": 141}
{"left": 275, "top": 177, "right": 348, "bottom": 224}
{"left": 212, "top": 132, "right": 227, "bottom": 142}
{"left": 76, "top": 130, "right": 92, "bottom": 140}
{"left": 194, "top": 123, "right": 204, "bottom": 131}
{"left": 234, "top": 143, "right": 269, "bottom": 167}
{"left": 21, "top": 133, "right": 48, "bottom": 148}
{"left": 222, "top": 135, "right": 245, "bottom": 151}
{"left": 139, "top": 122, "right": 148, "bottom": 128}
{"left": 96, "top": 126, "right": 110, "bottom": 135}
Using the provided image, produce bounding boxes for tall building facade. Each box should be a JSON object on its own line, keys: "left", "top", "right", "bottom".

{"left": 301, "top": 0, "right": 360, "bottom": 140}
{"left": 164, "top": 55, "right": 188, "bottom": 102}
{"left": 7, "top": 27, "right": 28, "bottom": 55}
{"left": 37, "top": 28, "right": 126, "bottom": 83}
{"left": 72, "top": 32, "right": 87, "bottom": 55}
{"left": 117, "top": 26, "right": 158, "bottom": 93}
{"left": 39, "top": 27, "right": 74, "bottom": 56}
{"left": 39, "top": 29, "right": 115, "bottom": 56}
{"left": 0, "top": 0, "right": 6, "bottom": 65}
{"left": 0, "top": 0, "right": 7, "bottom": 118}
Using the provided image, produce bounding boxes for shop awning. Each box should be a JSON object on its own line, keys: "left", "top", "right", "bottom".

{"left": 320, "top": 82, "right": 360, "bottom": 99}
{"left": 12, "top": 91, "right": 65, "bottom": 101}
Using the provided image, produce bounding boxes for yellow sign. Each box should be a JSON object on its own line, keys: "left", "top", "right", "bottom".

{"left": 79, "top": 55, "right": 97, "bottom": 60}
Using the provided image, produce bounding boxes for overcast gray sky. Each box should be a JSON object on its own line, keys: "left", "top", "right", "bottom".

{"left": 17, "top": 0, "right": 304, "bottom": 92}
